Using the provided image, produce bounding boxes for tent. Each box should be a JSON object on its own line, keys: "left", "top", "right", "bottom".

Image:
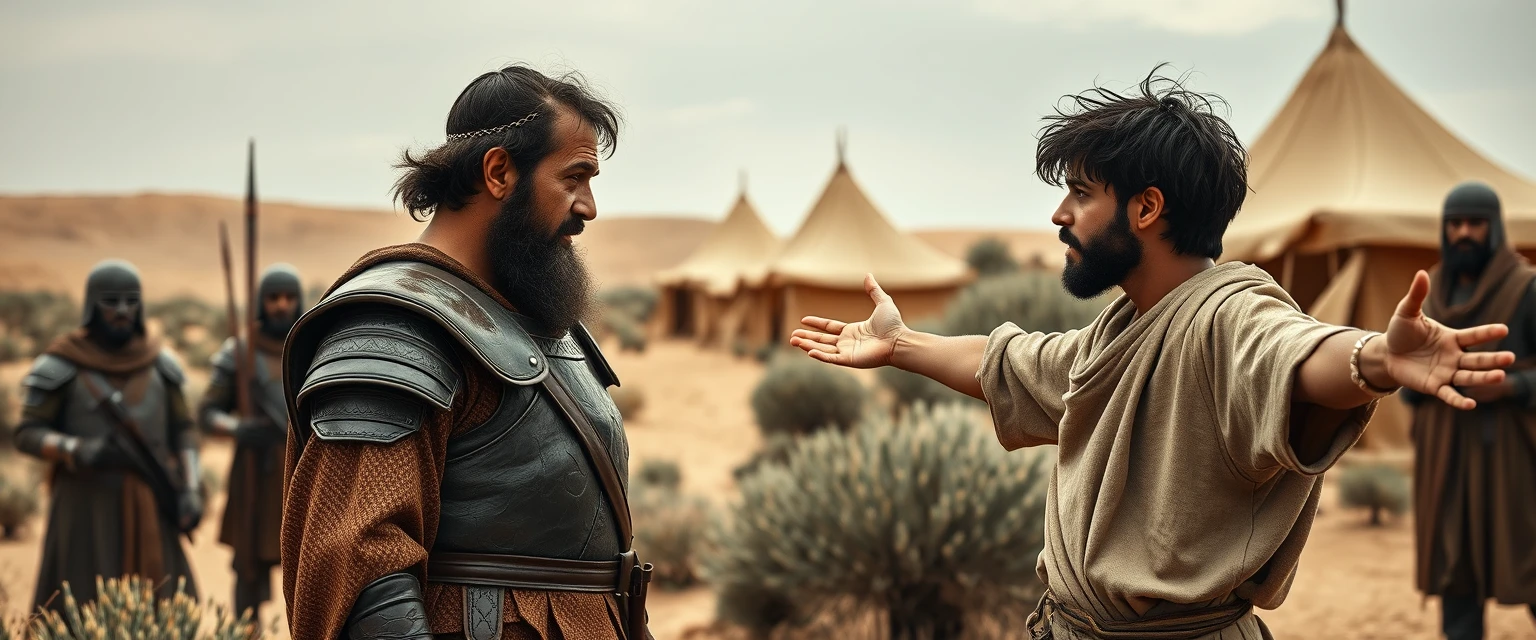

{"left": 767, "top": 146, "right": 971, "bottom": 340}
{"left": 653, "top": 185, "right": 782, "bottom": 348}
{"left": 1221, "top": 13, "right": 1536, "bottom": 448}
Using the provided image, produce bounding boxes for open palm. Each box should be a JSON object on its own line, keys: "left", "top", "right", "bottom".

{"left": 1384, "top": 270, "right": 1514, "bottom": 410}
{"left": 791, "top": 274, "right": 907, "bottom": 369}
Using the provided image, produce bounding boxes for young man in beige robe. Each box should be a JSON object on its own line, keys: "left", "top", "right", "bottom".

{"left": 790, "top": 70, "right": 1515, "bottom": 639}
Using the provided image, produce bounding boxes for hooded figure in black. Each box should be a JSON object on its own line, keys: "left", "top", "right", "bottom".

{"left": 1404, "top": 182, "right": 1536, "bottom": 640}
{"left": 13, "top": 259, "right": 202, "bottom": 610}
{"left": 198, "top": 263, "right": 303, "bottom": 618}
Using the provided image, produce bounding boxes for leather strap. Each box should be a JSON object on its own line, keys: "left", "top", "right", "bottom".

{"left": 540, "top": 367, "right": 634, "bottom": 548}
{"left": 429, "top": 551, "right": 626, "bottom": 594}
{"left": 463, "top": 585, "right": 502, "bottom": 640}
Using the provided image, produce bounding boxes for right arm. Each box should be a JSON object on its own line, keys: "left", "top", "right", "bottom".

{"left": 283, "top": 312, "right": 463, "bottom": 640}
{"left": 890, "top": 331, "right": 989, "bottom": 400}
{"left": 197, "top": 340, "right": 240, "bottom": 436}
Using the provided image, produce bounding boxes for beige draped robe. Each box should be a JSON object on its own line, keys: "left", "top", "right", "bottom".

{"left": 979, "top": 263, "right": 1374, "bottom": 638}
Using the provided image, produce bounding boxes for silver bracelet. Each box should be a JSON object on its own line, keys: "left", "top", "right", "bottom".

{"left": 1349, "top": 332, "right": 1399, "bottom": 397}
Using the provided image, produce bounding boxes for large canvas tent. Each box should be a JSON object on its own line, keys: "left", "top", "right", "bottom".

{"left": 653, "top": 187, "right": 782, "bottom": 347}
{"left": 767, "top": 149, "right": 971, "bottom": 340}
{"left": 1222, "top": 13, "right": 1536, "bottom": 448}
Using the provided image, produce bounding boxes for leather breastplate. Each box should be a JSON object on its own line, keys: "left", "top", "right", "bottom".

{"left": 435, "top": 332, "right": 629, "bottom": 560}
{"left": 287, "top": 260, "right": 629, "bottom": 560}
{"left": 62, "top": 366, "right": 173, "bottom": 462}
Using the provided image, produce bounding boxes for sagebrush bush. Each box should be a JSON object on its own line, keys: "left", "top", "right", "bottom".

{"left": 0, "top": 476, "right": 39, "bottom": 539}
{"left": 964, "top": 237, "right": 1019, "bottom": 278}
{"left": 600, "top": 286, "right": 660, "bottom": 324}
{"left": 705, "top": 403, "right": 1051, "bottom": 638}
{"left": 609, "top": 385, "right": 645, "bottom": 421}
{"left": 713, "top": 580, "right": 798, "bottom": 638}
{"left": 604, "top": 311, "right": 647, "bottom": 353}
{"left": 16, "top": 575, "right": 255, "bottom": 640}
{"left": 943, "top": 271, "right": 1104, "bottom": 338}
{"left": 0, "top": 291, "right": 76, "bottom": 359}
{"left": 637, "top": 459, "right": 682, "bottom": 493}
{"left": 750, "top": 356, "right": 866, "bottom": 438}
{"left": 634, "top": 488, "right": 711, "bottom": 590}
{"left": 1337, "top": 463, "right": 1410, "bottom": 526}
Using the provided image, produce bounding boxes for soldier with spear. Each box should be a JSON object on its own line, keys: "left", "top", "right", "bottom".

{"left": 199, "top": 142, "right": 299, "bottom": 619}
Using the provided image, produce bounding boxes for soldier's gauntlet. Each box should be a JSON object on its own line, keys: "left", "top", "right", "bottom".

{"left": 345, "top": 573, "right": 432, "bottom": 640}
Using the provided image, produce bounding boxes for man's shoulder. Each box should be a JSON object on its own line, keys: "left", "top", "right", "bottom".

{"left": 21, "top": 353, "right": 78, "bottom": 392}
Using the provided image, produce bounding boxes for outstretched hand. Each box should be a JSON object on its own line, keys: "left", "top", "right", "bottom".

{"left": 1382, "top": 270, "right": 1514, "bottom": 410}
{"left": 790, "top": 274, "right": 906, "bottom": 369}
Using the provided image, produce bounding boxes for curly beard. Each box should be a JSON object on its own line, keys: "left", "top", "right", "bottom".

{"left": 484, "top": 180, "right": 595, "bottom": 336}
{"left": 1060, "top": 202, "right": 1143, "bottom": 300}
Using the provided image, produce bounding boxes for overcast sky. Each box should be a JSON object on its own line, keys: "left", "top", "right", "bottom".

{"left": 2, "top": 0, "right": 1532, "bottom": 233}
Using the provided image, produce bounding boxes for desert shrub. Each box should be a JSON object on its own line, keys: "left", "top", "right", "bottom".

{"left": 705, "top": 403, "right": 1051, "bottom": 638}
{"left": 603, "top": 311, "right": 647, "bottom": 353}
{"left": 754, "top": 343, "right": 787, "bottom": 364}
{"left": 0, "top": 388, "right": 14, "bottom": 451}
{"left": 609, "top": 385, "right": 645, "bottom": 421}
{"left": 21, "top": 575, "right": 254, "bottom": 640}
{"left": 964, "top": 237, "right": 1019, "bottom": 278}
{"left": 0, "top": 291, "right": 76, "bottom": 359}
{"left": 731, "top": 339, "right": 751, "bottom": 359}
{"left": 732, "top": 433, "right": 798, "bottom": 482}
{"left": 750, "top": 356, "right": 866, "bottom": 438}
{"left": 713, "top": 580, "right": 798, "bottom": 637}
{"left": 634, "top": 490, "right": 711, "bottom": 590}
{"left": 1337, "top": 464, "right": 1410, "bottom": 526}
{"left": 0, "top": 476, "right": 39, "bottom": 539}
{"left": 0, "top": 336, "right": 24, "bottom": 363}
{"left": 148, "top": 296, "right": 227, "bottom": 370}
{"left": 600, "top": 286, "right": 660, "bottom": 324}
{"left": 945, "top": 271, "right": 1104, "bottom": 338}
{"left": 637, "top": 459, "right": 682, "bottom": 493}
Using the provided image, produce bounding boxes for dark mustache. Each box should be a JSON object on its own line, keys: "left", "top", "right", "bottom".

{"left": 557, "top": 217, "right": 586, "bottom": 238}
{"left": 1451, "top": 239, "right": 1481, "bottom": 252}
{"left": 1058, "top": 227, "right": 1083, "bottom": 251}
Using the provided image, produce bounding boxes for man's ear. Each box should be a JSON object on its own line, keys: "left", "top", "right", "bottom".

{"left": 1132, "top": 186, "right": 1166, "bottom": 231}
{"left": 482, "top": 147, "right": 518, "bottom": 200}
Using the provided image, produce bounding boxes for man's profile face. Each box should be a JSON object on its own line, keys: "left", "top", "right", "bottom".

{"left": 263, "top": 291, "right": 299, "bottom": 324}
{"left": 1053, "top": 174, "right": 1143, "bottom": 299}
{"left": 483, "top": 107, "right": 599, "bottom": 334}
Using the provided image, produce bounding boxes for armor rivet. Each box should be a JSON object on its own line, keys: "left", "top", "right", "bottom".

{"left": 529, "top": 356, "right": 538, "bottom": 366}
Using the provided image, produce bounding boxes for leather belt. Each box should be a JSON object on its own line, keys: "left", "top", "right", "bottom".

{"left": 427, "top": 551, "right": 635, "bottom": 595}
{"left": 1027, "top": 590, "right": 1256, "bottom": 640}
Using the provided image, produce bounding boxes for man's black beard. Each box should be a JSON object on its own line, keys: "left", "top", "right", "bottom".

{"left": 87, "top": 314, "right": 136, "bottom": 349}
{"left": 261, "top": 313, "right": 297, "bottom": 339}
{"left": 1060, "top": 203, "right": 1143, "bottom": 299}
{"left": 485, "top": 181, "right": 594, "bottom": 336}
{"left": 1445, "top": 238, "right": 1493, "bottom": 279}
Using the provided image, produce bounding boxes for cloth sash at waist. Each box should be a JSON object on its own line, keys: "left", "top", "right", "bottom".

{"left": 427, "top": 550, "right": 639, "bottom": 596}
{"left": 1028, "top": 590, "right": 1256, "bottom": 640}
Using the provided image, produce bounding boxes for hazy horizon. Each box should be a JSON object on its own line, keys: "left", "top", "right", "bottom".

{"left": 3, "top": 0, "right": 1532, "bottom": 233}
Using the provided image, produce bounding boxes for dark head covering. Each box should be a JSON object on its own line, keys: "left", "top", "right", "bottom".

{"left": 1440, "top": 181, "right": 1506, "bottom": 286}
{"left": 81, "top": 259, "right": 145, "bottom": 334}
{"left": 257, "top": 263, "right": 303, "bottom": 335}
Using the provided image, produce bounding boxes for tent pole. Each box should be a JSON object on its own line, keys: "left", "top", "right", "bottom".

{"left": 1281, "top": 252, "right": 1296, "bottom": 291}
{"left": 1327, "top": 249, "right": 1340, "bottom": 278}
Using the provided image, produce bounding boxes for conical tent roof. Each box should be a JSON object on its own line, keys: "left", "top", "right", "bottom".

{"left": 1222, "top": 24, "right": 1536, "bottom": 263}
{"left": 656, "top": 190, "right": 780, "bottom": 296}
{"left": 771, "top": 160, "right": 969, "bottom": 289}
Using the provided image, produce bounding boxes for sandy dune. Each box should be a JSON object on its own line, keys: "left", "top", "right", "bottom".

{"left": 0, "top": 194, "right": 713, "bottom": 299}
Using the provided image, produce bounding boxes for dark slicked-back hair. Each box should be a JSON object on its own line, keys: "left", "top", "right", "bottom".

{"left": 1036, "top": 66, "right": 1248, "bottom": 259}
{"left": 393, "top": 65, "right": 621, "bottom": 221}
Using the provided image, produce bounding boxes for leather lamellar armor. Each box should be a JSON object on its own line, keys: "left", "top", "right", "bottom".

{"left": 283, "top": 261, "right": 629, "bottom": 561}
{"left": 23, "top": 350, "right": 185, "bottom": 464}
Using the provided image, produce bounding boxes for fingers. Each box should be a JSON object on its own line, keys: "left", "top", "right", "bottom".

{"left": 800, "top": 316, "right": 847, "bottom": 334}
{"left": 1452, "top": 369, "right": 1505, "bottom": 387}
{"left": 1435, "top": 385, "right": 1477, "bottom": 411}
{"left": 1455, "top": 324, "right": 1510, "bottom": 348}
{"left": 1394, "top": 270, "right": 1431, "bottom": 320}
{"left": 864, "top": 273, "right": 891, "bottom": 306}
{"left": 1458, "top": 350, "right": 1516, "bottom": 370}
{"left": 792, "top": 337, "right": 837, "bottom": 354}
{"left": 792, "top": 329, "right": 838, "bottom": 346}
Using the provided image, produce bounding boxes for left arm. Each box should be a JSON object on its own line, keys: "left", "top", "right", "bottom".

{"left": 1291, "top": 271, "right": 1512, "bottom": 457}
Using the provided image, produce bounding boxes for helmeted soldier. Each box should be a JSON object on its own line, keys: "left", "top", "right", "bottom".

{"left": 199, "top": 263, "right": 303, "bottom": 618}
{"left": 280, "top": 65, "right": 650, "bottom": 640}
{"left": 13, "top": 259, "right": 202, "bottom": 610}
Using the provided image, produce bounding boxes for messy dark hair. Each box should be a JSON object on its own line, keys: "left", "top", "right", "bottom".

{"left": 393, "top": 65, "right": 622, "bottom": 221}
{"left": 1035, "top": 65, "right": 1248, "bottom": 259}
